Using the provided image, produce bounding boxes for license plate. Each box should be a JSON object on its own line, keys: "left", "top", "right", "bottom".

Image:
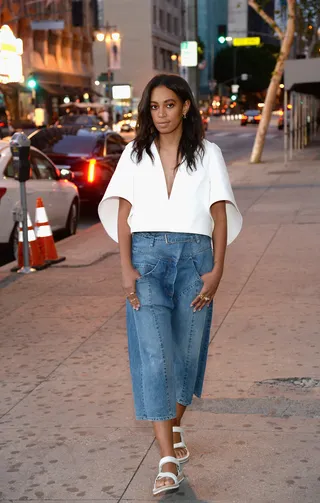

{"left": 57, "top": 165, "right": 71, "bottom": 170}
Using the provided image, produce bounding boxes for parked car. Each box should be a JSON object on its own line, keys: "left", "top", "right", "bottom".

{"left": 0, "top": 140, "right": 79, "bottom": 260}
{"left": 0, "top": 108, "right": 10, "bottom": 138}
{"left": 241, "top": 110, "right": 262, "bottom": 126}
{"left": 55, "top": 114, "right": 105, "bottom": 128}
{"left": 278, "top": 110, "right": 291, "bottom": 130}
{"left": 29, "top": 126, "right": 127, "bottom": 203}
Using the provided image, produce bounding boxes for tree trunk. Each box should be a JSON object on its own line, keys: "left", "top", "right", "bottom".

{"left": 249, "top": 0, "right": 296, "bottom": 164}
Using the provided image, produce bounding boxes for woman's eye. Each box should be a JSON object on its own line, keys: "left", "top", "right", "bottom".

{"left": 150, "top": 105, "right": 158, "bottom": 110}
{"left": 167, "top": 103, "right": 174, "bottom": 108}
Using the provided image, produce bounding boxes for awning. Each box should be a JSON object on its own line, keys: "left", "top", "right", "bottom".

{"left": 284, "top": 59, "right": 320, "bottom": 97}
{"left": 39, "top": 83, "right": 66, "bottom": 96}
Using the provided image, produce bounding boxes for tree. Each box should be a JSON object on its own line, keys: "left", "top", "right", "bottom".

{"left": 214, "top": 45, "right": 277, "bottom": 93}
{"left": 248, "top": 0, "right": 296, "bottom": 163}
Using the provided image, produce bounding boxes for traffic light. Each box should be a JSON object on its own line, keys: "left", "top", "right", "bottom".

{"left": 26, "top": 76, "right": 37, "bottom": 89}
{"left": 218, "top": 24, "right": 227, "bottom": 44}
{"left": 231, "top": 94, "right": 237, "bottom": 101}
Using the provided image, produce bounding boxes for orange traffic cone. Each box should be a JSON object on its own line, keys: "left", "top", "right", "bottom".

{"left": 11, "top": 213, "right": 48, "bottom": 272}
{"left": 34, "top": 198, "right": 65, "bottom": 265}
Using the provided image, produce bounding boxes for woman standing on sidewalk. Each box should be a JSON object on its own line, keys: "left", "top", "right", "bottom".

{"left": 99, "top": 74, "right": 242, "bottom": 496}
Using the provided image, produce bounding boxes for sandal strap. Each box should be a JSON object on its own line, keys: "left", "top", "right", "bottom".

{"left": 174, "top": 441, "right": 187, "bottom": 450}
{"left": 159, "top": 456, "right": 179, "bottom": 470}
{"left": 172, "top": 426, "right": 184, "bottom": 434}
{"left": 156, "top": 472, "right": 178, "bottom": 484}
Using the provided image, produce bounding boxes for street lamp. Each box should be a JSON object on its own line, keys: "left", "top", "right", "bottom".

{"left": 96, "top": 24, "right": 120, "bottom": 126}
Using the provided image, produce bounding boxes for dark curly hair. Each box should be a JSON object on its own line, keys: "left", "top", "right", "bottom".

{"left": 131, "top": 74, "right": 204, "bottom": 171}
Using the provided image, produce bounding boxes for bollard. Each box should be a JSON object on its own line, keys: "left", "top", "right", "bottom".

{"left": 9, "top": 133, "right": 35, "bottom": 274}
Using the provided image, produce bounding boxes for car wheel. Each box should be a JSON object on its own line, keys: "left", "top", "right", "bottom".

{"left": 65, "top": 199, "right": 79, "bottom": 236}
{"left": 241, "top": 123, "right": 247, "bottom": 126}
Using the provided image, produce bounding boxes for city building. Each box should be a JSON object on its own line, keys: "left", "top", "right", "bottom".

{"left": 0, "top": 0, "right": 98, "bottom": 126}
{"left": 228, "top": 0, "right": 277, "bottom": 45}
{"left": 197, "top": 0, "right": 228, "bottom": 99}
{"left": 93, "top": 0, "right": 184, "bottom": 113}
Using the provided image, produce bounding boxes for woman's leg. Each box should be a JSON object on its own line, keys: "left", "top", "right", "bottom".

{"left": 172, "top": 403, "right": 188, "bottom": 459}
{"left": 153, "top": 420, "right": 178, "bottom": 489}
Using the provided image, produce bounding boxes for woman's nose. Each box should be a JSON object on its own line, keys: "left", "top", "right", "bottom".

{"left": 158, "top": 106, "right": 167, "bottom": 118}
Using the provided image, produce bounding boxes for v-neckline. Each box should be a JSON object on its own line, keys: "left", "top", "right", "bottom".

{"left": 152, "top": 141, "right": 180, "bottom": 201}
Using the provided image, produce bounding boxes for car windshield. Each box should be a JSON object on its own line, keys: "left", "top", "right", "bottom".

{"left": 59, "top": 115, "right": 100, "bottom": 126}
{"left": 51, "top": 135, "right": 101, "bottom": 156}
{"left": 244, "top": 110, "right": 260, "bottom": 116}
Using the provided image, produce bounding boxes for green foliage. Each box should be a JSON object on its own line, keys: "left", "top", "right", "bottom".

{"left": 214, "top": 45, "right": 277, "bottom": 92}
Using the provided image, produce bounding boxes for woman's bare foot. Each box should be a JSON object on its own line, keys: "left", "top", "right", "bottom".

{"left": 173, "top": 429, "right": 188, "bottom": 460}
{"left": 155, "top": 461, "right": 178, "bottom": 490}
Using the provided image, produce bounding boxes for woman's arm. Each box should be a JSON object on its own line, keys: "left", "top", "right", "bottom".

{"left": 118, "top": 198, "right": 141, "bottom": 310}
{"left": 191, "top": 200, "right": 227, "bottom": 311}
{"left": 210, "top": 200, "right": 227, "bottom": 276}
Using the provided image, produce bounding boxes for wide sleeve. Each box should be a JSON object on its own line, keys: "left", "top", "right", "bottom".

{"left": 207, "top": 142, "right": 242, "bottom": 245}
{"left": 98, "top": 142, "right": 134, "bottom": 242}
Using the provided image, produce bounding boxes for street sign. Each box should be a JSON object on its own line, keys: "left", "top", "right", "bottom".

{"left": 232, "top": 84, "right": 239, "bottom": 93}
{"left": 180, "top": 41, "right": 198, "bottom": 67}
{"left": 233, "top": 37, "right": 260, "bottom": 47}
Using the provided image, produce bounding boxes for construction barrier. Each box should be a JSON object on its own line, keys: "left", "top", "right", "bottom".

{"left": 11, "top": 213, "right": 48, "bottom": 272}
{"left": 34, "top": 197, "right": 66, "bottom": 265}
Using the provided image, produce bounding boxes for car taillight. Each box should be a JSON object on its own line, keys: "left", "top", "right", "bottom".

{"left": 87, "top": 159, "right": 96, "bottom": 183}
{"left": 0, "top": 187, "right": 7, "bottom": 200}
{"left": 242, "top": 115, "right": 247, "bottom": 120}
{"left": 0, "top": 121, "right": 5, "bottom": 127}
{"left": 254, "top": 115, "right": 262, "bottom": 120}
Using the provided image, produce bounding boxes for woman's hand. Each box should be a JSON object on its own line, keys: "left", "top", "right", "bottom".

{"left": 191, "top": 266, "right": 223, "bottom": 312}
{"left": 122, "top": 266, "right": 141, "bottom": 310}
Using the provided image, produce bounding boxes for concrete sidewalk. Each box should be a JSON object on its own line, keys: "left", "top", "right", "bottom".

{"left": 1, "top": 140, "right": 320, "bottom": 503}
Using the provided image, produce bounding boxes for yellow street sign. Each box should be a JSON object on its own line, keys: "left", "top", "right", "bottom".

{"left": 233, "top": 37, "right": 260, "bottom": 47}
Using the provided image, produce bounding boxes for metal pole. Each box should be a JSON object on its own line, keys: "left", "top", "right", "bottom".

{"left": 284, "top": 90, "right": 288, "bottom": 165}
{"left": 293, "top": 92, "right": 297, "bottom": 153}
{"left": 289, "top": 92, "right": 293, "bottom": 160}
{"left": 19, "top": 181, "right": 31, "bottom": 271}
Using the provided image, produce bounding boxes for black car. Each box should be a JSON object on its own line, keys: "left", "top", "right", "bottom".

{"left": 29, "top": 126, "right": 126, "bottom": 203}
{"left": 56, "top": 114, "right": 105, "bottom": 128}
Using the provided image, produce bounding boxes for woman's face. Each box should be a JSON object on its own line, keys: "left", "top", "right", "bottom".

{"left": 150, "top": 85, "right": 190, "bottom": 135}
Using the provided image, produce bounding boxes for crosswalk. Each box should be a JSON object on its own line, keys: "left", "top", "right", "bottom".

{"left": 207, "top": 131, "right": 279, "bottom": 140}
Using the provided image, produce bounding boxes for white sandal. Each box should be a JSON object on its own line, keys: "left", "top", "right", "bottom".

{"left": 173, "top": 426, "right": 190, "bottom": 463}
{"left": 153, "top": 456, "right": 184, "bottom": 496}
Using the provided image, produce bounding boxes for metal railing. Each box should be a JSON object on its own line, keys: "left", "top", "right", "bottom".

{"left": 284, "top": 91, "right": 320, "bottom": 163}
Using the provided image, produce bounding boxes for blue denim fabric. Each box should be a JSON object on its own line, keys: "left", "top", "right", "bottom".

{"left": 126, "top": 232, "right": 214, "bottom": 421}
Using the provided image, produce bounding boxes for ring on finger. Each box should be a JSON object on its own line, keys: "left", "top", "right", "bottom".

{"left": 127, "top": 292, "right": 136, "bottom": 299}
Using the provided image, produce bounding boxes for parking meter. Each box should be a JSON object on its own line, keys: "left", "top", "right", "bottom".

{"left": 9, "top": 133, "right": 34, "bottom": 273}
{"left": 10, "top": 132, "right": 31, "bottom": 182}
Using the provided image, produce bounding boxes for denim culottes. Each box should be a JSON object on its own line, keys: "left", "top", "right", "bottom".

{"left": 126, "top": 232, "right": 214, "bottom": 421}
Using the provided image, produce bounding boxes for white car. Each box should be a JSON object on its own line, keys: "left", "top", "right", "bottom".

{"left": 0, "top": 140, "right": 80, "bottom": 259}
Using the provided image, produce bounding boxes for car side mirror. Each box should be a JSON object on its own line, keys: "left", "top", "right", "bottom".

{"left": 60, "top": 168, "right": 74, "bottom": 181}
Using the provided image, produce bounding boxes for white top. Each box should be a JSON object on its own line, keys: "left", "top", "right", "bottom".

{"left": 98, "top": 139, "right": 242, "bottom": 245}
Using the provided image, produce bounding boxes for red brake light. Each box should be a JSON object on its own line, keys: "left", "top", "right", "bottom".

{"left": 87, "top": 159, "right": 96, "bottom": 183}
{"left": 0, "top": 121, "right": 5, "bottom": 127}
{"left": 254, "top": 115, "right": 262, "bottom": 120}
{"left": 242, "top": 115, "right": 248, "bottom": 120}
{"left": 0, "top": 187, "right": 7, "bottom": 200}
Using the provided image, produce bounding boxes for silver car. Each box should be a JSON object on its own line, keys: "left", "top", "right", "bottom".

{"left": 0, "top": 139, "right": 79, "bottom": 260}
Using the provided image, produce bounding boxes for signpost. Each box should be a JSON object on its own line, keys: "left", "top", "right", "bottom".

{"left": 180, "top": 41, "right": 198, "bottom": 67}
{"left": 233, "top": 37, "right": 260, "bottom": 47}
{"left": 0, "top": 25, "right": 23, "bottom": 84}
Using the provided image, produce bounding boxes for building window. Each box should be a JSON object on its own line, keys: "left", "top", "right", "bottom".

{"left": 160, "top": 48, "right": 165, "bottom": 69}
{"left": 72, "top": 0, "right": 84, "bottom": 27}
{"left": 153, "top": 5, "right": 157, "bottom": 25}
{"left": 159, "top": 9, "right": 164, "bottom": 29}
{"left": 174, "top": 17, "right": 179, "bottom": 35}
{"left": 153, "top": 45, "right": 158, "bottom": 69}
{"left": 167, "top": 13, "right": 172, "bottom": 33}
